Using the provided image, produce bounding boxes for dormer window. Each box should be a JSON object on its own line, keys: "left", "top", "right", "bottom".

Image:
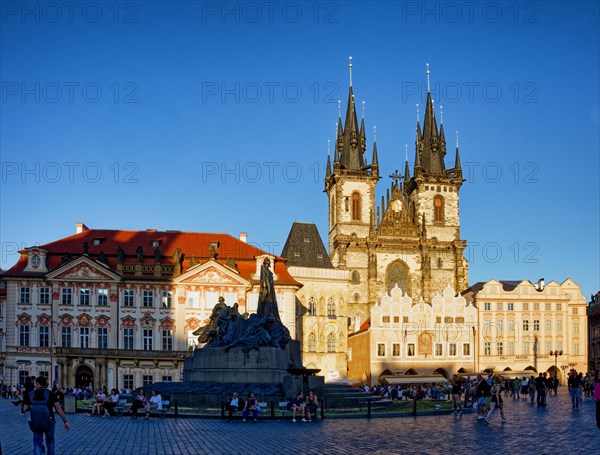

{"left": 92, "top": 238, "right": 102, "bottom": 246}
{"left": 304, "top": 237, "right": 310, "bottom": 243}
{"left": 294, "top": 251, "right": 300, "bottom": 257}
{"left": 152, "top": 240, "right": 162, "bottom": 249}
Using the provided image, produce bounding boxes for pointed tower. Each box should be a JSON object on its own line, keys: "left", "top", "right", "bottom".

{"left": 402, "top": 64, "right": 468, "bottom": 300}
{"left": 325, "top": 57, "right": 379, "bottom": 268}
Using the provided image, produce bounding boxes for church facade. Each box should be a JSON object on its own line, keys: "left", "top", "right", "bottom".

{"left": 283, "top": 64, "right": 469, "bottom": 379}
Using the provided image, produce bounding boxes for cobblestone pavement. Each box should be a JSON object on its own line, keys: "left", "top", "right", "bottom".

{"left": 1, "top": 392, "right": 599, "bottom": 454}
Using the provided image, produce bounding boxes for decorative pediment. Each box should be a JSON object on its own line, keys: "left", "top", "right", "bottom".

{"left": 185, "top": 318, "right": 201, "bottom": 331}
{"left": 16, "top": 313, "right": 32, "bottom": 326}
{"left": 58, "top": 314, "right": 74, "bottom": 326}
{"left": 76, "top": 313, "right": 93, "bottom": 327}
{"left": 46, "top": 256, "right": 121, "bottom": 282}
{"left": 174, "top": 260, "right": 249, "bottom": 286}
{"left": 159, "top": 316, "right": 175, "bottom": 331}
{"left": 121, "top": 316, "right": 136, "bottom": 329}
{"left": 140, "top": 312, "right": 156, "bottom": 329}
{"left": 95, "top": 315, "right": 111, "bottom": 328}
{"left": 36, "top": 313, "right": 52, "bottom": 326}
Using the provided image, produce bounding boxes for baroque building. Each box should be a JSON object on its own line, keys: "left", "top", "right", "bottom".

{"left": 463, "top": 279, "right": 588, "bottom": 382}
{"left": 284, "top": 63, "right": 469, "bottom": 378}
{"left": 0, "top": 224, "right": 299, "bottom": 389}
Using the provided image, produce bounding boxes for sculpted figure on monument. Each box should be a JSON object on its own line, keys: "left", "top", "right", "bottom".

{"left": 195, "top": 259, "right": 291, "bottom": 351}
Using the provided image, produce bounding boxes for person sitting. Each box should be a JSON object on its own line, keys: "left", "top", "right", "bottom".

{"left": 227, "top": 392, "right": 241, "bottom": 422}
{"left": 242, "top": 392, "right": 258, "bottom": 423}
{"left": 130, "top": 389, "right": 146, "bottom": 419}
{"left": 291, "top": 392, "right": 308, "bottom": 422}
{"left": 305, "top": 390, "right": 318, "bottom": 421}
{"left": 103, "top": 389, "right": 120, "bottom": 417}
{"left": 145, "top": 390, "right": 163, "bottom": 420}
{"left": 92, "top": 389, "right": 106, "bottom": 416}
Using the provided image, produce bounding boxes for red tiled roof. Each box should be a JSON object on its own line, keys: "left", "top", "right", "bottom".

{"left": 3, "top": 229, "right": 300, "bottom": 286}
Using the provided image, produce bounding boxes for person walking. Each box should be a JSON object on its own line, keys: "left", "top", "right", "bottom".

{"left": 568, "top": 369, "right": 582, "bottom": 410}
{"left": 535, "top": 373, "right": 547, "bottom": 407}
{"left": 485, "top": 378, "right": 506, "bottom": 424}
{"left": 475, "top": 375, "right": 491, "bottom": 420}
{"left": 449, "top": 375, "right": 463, "bottom": 416}
{"left": 23, "top": 376, "right": 70, "bottom": 455}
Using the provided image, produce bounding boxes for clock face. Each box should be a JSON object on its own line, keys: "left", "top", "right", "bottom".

{"left": 31, "top": 254, "right": 41, "bottom": 268}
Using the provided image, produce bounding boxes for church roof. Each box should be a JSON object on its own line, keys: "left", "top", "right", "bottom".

{"left": 3, "top": 228, "right": 299, "bottom": 285}
{"left": 281, "top": 222, "right": 333, "bottom": 269}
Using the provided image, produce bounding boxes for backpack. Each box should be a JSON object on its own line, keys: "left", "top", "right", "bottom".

{"left": 28, "top": 389, "right": 52, "bottom": 432}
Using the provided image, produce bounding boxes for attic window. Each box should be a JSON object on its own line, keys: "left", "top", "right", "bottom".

{"left": 317, "top": 253, "right": 323, "bottom": 259}
{"left": 294, "top": 252, "right": 300, "bottom": 257}
{"left": 92, "top": 239, "right": 102, "bottom": 246}
{"left": 304, "top": 238, "right": 310, "bottom": 243}
{"left": 152, "top": 240, "right": 162, "bottom": 249}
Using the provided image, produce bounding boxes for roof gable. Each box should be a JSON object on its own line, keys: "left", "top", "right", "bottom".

{"left": 173, "top": 259, "right": 250, "bottom": 286}
{"left": 46, "top": 256, "right": 121, "bottom": 282}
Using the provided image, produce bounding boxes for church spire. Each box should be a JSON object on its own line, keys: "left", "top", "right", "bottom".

{"left": 371, "top": 126, "right": 379, "bottom": 177}
{"left": 338, "top": 57, "right": 366, "bottom": 171}
{"left": 417, "top": 64, "right": 445, "bottom": 175}
{"left": 455, "top": 130, "right": 461, "bottom": 170}
{"left": 359, "top": 101, "right": 367, "bottom": 152}
{"left": 404, "top": 144, "right": 411, "bottom": 182}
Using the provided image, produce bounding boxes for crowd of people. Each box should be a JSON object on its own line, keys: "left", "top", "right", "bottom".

{"left": 226, "top": 390, "right": 319, "bottom": 423}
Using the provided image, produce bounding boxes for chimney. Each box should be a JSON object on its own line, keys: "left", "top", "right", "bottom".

{"left": 76, "top": 222, "right": 89, "bottom": 234}
{"left": 537, "top": 278, "right": 545, "bottom": 291}
{"left": 239, "top": 232, "right": 247, "bottom": 243}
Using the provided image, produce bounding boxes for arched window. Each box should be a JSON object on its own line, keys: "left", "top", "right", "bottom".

{"left": 308, "top": 332, "right": 316, "bottom": 352}
{"left": 385, "top": 260, "right": 411, "bottom": 295}
{"left": 327, "top": 333, "right": 336, "bottom": 352}
{"left": 327, "top": 297, "right": 336, "bottom": 317}
{"left": 351, "top": 192, "right": 361, "bottom": 221}
{"left": 351, "top": 271, "right": 360, "bottom": 284}
{"left": 434, "top": 195, "right": 444, "bottom": 222}
{"left": 308, "top": 297, "right": 316, "bottom": 315}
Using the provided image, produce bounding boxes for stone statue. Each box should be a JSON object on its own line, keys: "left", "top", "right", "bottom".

{"left": 117, "top": 246, "right": 125, "bottom": 263}
{"left": 194, "top": 260, "right": 291, "bottom": 352}
{"left": 83, "top": 242, "right": 89, "bottom": 255}
{"left": 61, "top": 253, "right": 73, "bottom": 265}
{"left": 154, "top": 247, "right": 162, "bottom": 263}
{"left": 257, "top": 258, "right": 281, "bottom": 323}
{"left": 98, "top": 251, "right": 108, "bottom": 264}
{"left": 136, "top": 246, "right": 143, "bottom": 263}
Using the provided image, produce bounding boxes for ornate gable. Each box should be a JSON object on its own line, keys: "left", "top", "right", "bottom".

{"left": 121, "top": 316, "right": 136, "bottom": 329}
{"left": 76, "top": 313, "right": 93, "bottom": 327}
{"left": 140, "top": 312, "right": 156, "bottom": 329}
{"left": 58, "top": 314, "right": 74, "bottom": 326}
{"left": 46, "top": 256, "right": 120, "bottom": 282}
{"left": 95, "top": 315, "right": 111, "bottom": 328}
{"left": 185, "top": 318, "right": 201, "bottom": 331}
{"left": 36, "top": 313, "right": 52, "bottom": 326}
{"left": 16, "top": 313, "right": 32, "bottom": 326}
{"left": 175, "top": 260, "right": 249, "bottom": 286}
{"left": 159, "top": 316, "right": 175, "bottom": 331}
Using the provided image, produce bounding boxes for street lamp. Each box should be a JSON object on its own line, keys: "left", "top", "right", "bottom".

{"left": 549, "top": 350, "right": 563, "bottom": 369}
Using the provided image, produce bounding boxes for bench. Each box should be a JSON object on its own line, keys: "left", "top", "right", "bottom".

{"left": 115, "top": 399, "right": 129, "bottom": 416}
{"left": 279, "top": 401, "right": 291, "bottom": 418}
{"left": 146, "top": 400, "right": 170, "bottom": 418}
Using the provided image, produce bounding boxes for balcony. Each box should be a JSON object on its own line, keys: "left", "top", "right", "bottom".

{"left": 54, "top": 347, "right": 190, "bottom": 359}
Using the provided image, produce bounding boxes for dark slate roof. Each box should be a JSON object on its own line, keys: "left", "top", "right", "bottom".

{"left": 462, "top": 280, "right": 526, "bottom": 295}
{"left": 281, "top": 223, "right": 333, "bottom": 269}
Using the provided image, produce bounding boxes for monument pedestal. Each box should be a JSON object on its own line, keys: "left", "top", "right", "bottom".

{"left": 183, "top": 341, "right": 311, "bottom": 398}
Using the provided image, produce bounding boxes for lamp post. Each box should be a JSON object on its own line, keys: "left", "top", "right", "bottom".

{"left": 549, "top": 350, "right": 563, "bottom": 369}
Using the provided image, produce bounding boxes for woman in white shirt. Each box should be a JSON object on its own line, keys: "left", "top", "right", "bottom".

{"left": 145, "top": 390, "right": 162, "bottom": 420}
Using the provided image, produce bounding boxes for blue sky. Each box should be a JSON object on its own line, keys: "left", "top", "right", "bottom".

{"left": 1, "top": 1, "right": 598, "bottom": 298}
